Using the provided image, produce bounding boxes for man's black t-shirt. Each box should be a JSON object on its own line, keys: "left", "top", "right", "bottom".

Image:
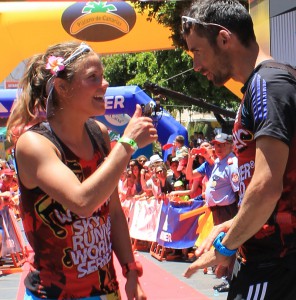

{"left": 233, "top": 60, "right": 296, "bottom": 262}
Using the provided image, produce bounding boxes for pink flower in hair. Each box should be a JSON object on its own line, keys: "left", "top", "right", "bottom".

{"left": 46, "top": 56, "right": 65, "bottom": 75}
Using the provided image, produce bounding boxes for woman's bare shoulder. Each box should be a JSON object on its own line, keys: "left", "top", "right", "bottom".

{"left": 16, "top": 130, "right": 59, "bottom": 158}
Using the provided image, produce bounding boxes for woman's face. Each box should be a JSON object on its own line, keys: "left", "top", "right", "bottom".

{"left": 138, "top": 157, "right": 147, "bottom": 166}
{"left": 132, "top": 165, "right": 140, "bottom": 175}
{"left": 63, "top": 53, "right": 109, "bottom": 116}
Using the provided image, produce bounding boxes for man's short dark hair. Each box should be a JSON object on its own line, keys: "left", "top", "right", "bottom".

{"left": 182, "top": 0, "right": 256, "bottom": 48}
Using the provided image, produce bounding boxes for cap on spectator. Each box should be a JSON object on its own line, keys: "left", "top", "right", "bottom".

{"left": 1, "top": 168, "right": 15, "bottom": 176}
{"left": 177, "top": 157, "right": 188, "bottom": 171}
{"left": 171, "top": 156, "right": 180, "bottom": 162}
{"left": 149, "top": 154, "right": 163, "bottom": 164}
{"left": 174, "top": 180, "right": 184, "bottom": 187}
{"left": 143, "top": 161, "right": 151, "bottom": 168}
{"left": 212, "top": 133, "right": 233, "bottom": 144}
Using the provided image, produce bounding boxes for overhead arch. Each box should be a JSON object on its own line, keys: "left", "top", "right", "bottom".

{"left": 0, "top": 1, "right": 174, "bottom": 82}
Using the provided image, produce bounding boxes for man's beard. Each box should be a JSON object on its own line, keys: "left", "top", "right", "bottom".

{"left": 211, "top": 48, "right": 232, "bottom": 86}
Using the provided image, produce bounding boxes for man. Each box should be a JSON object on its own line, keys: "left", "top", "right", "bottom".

{"left": 205, "top": 133, "right": 238, "bottom": 226}
{"left": 203, "top": 133, "right": 239, "bottom": 292}
{"left": 186, "top": 141, "right": 215, "bottom": 184}
{"left": 181, "top": 1, "right": 296, "bottom": 299}
{"left": 193, "top": 131, "right": 206, "bottom": 147}
{"left": 167, "top": 157, "right": 188, "bottom": 190}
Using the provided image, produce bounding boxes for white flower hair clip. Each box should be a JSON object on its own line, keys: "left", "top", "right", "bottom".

{"left": 46, "top": 56, "right": 65, "bottom": 76}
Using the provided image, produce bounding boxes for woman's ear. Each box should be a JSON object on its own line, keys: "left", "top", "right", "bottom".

{"left": 54, "top": 78, "right": 68, "bottom": 97}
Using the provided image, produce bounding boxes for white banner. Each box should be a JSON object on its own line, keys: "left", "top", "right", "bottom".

{"left": 129, "top": 198, "right": 162, "bottom": 242}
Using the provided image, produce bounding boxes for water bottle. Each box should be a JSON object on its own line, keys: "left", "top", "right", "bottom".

{"left": 214, "top": 289, "right": 220, "bottom": 297}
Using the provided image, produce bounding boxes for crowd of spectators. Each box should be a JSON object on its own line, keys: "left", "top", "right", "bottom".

{"left": 119, "top": 133, "right": 212, "bottom": 209}
{"left": 118, "top": 132, "right": 239, "bottom": 292}
{"left": 0, "top": 157, "right": 20, "bottom": 264}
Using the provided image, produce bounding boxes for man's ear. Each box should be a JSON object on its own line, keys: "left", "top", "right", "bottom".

{"left": 217, "top": 30, "right": 231, "bottom": 48}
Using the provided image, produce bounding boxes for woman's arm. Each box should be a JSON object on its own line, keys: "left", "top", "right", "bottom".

{"left": 110, "top": 189, "right": 146, "bottom": 300}
{"left": 16, "top": 106, "right": 157, "bottom": 217}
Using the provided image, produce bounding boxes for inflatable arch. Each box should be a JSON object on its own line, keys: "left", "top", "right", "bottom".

{"left": 0, "top": 87, "right": 188, "bottom": 159}
{"left": 0, "top": 1, "right": 174, "bottom": 83}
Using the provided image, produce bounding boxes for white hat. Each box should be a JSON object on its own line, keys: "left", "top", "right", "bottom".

{"left": 144, "top": 161, "right": 151, "bottom": 167}
{"left": 212, "top": 133, "right": 233, "bottom": 144}
{"left": 172, "top": 156, "right": 180, "bottom": 162}
{"left": 149, "top": 154, "right": 163, "bottom": 164}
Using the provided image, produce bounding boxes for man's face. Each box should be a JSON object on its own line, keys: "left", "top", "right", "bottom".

{"left": 200, "top": 142, "right": 212, "bottom": 150}
{"left": 185, "top": 30, "right": 232, "bottom": 86}
{"left": 170, "top": 162, "right": 179, "bottom": 171}
{"left": 213, "top": 142, "right": 232, "bottom": 160}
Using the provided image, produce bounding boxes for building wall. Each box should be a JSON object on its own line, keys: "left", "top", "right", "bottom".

{"left": 270, "top": 9, "right": 296, "bottom": 66}
{"left": 250, "top": 0, "right": 296, "bottom": 67}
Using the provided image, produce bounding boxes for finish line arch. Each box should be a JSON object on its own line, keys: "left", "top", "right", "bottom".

{"left": 0, "top": 1, "right": 174, "bottom": 83}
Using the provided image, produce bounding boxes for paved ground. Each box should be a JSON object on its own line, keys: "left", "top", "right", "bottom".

{"left": 0, "top": 260, "right": 21, "bottom": 300}
{"left": 0, "top": 221, "right": 228, "bottom": 300}
{"left": 135, "top": 250, "right": 227, "bottom": 300}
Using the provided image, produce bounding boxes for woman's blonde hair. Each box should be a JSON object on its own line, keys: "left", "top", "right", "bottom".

{"left": 6, "top": 41, "right": 94, "bottom": 143}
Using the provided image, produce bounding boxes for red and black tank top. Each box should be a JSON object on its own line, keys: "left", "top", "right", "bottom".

{"left": 18, "top": 119, "right": 120, "bottom": 299}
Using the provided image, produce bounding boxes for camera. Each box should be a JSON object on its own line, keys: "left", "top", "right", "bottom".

{"left": 141, "top": 101, "right": 156, "bottom": 117}
{"left": 141, "top": 100, "right": 162, "bottom": 117}
{"left": 191, "top": 148, "right": 207, "bottom": 155}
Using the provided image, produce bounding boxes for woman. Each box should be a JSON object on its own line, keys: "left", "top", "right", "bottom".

{"left": 7, "top": 41, "right": 157, "bottom": 300}
{"left": 129, "top": 160, "right": 142, "bottom": 195}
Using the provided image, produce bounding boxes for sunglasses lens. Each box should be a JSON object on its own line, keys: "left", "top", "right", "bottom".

{"left": 182, "top": 17, "right": 192, "bottom": 34}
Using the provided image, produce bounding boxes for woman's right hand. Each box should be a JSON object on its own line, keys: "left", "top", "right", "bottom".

{"left": 123, "top": 104, "right": 158, "bottom": 148}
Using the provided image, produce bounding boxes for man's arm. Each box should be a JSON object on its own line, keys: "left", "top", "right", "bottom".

{"left": 186, "top": 151, "right": 203, "bottom": 180}
{"left": 223, "top": 135, "right": 288, "bottom": 249}
{"left": 183, "top": 136, "right": 288, "bottom": 277}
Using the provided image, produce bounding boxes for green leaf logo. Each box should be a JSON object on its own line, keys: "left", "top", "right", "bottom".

{"left": 82, "top": 1, "right": 117, "bottom": 14}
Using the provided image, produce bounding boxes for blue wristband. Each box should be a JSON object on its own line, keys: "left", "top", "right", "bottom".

{"left": 213, "top": 232, "right": 237, "bottom": 257}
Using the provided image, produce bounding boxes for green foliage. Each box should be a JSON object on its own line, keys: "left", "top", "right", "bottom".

{"left": 101, "top": 49, "right": 239, "bottom": 114}
{"left": 131, "top": 0, "right": 249, "bottom": 49}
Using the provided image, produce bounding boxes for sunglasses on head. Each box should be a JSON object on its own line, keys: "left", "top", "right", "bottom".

{"left": 156, "top": 170, "right": 163, "bottom": 174}
{"left": 181, "top": 16, "right": 231, "bottom": 35}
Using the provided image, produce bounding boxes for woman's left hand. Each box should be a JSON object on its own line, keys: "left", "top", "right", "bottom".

{"left": 125, "top": 271, "right": 147, "bottom": 300}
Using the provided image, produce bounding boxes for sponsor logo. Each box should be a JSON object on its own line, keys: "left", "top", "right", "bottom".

{"left": 233, "top": 128, "right": 254, "bottom": 151}
{"left": 105, "top": 114, "right": 130, "bottom": 127}
{"left": 62, "top": 1, "right": 136, "bottom": 42}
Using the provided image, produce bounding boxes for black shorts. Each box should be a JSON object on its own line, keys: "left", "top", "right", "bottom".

{"left": 228, "top": 254, "right": 296, "bottom": 300}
